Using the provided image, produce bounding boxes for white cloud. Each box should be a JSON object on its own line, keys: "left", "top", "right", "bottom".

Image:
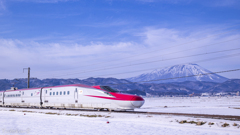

{"left": 1, "top": 25, "right": 240, "bottom": 79}
{"left": 0, "top": 0, "right": 6, "bottom": 10}
{"left": 0, "top": 38, "right": 138, "bottom": 78}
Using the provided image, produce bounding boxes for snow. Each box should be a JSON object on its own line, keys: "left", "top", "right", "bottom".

{"left": 0, "top": 108, "right": 239, "bottom": 135}
{"left": 0, "top": 96, "right": 240, "bottom": 135}
{"left": 136, "top": 96, "right": 240, "bottom": 116}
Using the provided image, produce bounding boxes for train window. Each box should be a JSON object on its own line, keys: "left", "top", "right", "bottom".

{"left": 64, "top": 91, "right": 66, "bottom": 95}
{"left": 75, "top": 88, "right": 77, "bottom": 92}
{"left": 31, "top": 93, "right": 33, "bottom": 96}
{"left": 60, "top": 91, "right": 62, "bottom": 95}
{"left": 50, "top": 92, "right": 52, "bottom": 96}
{"left": 22, "top": 92, "right": 24, "bottom": 95}
{"left": 46, "top": 90, "right": 47, "bottom": 94}
{"left": 100, "top": 86, "right": 119, "bottom": 93}
{"left": 53, "top": 92, "right": 55, "bottom": 95}
{"left": 56, "top": 92, "right": 58, "bottom": 95}
{"left": 67, "top": 91, "right": 70, "bottom": 95}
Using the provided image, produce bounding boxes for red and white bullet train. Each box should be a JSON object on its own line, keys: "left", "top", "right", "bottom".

{"left": 0, "top": 84, "right": 144, "bottom": 111}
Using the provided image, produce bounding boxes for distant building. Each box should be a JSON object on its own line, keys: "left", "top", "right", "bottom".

{"left": 215, "top": 92, "right": 227, "bottom": 96}
{"left": 201, "top": 93, "right": 209, "bottom": 96}
{"left": 189, "top": 93, "right": 194, "bottom": 97}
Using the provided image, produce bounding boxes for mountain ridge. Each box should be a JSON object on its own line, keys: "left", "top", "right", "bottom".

{"left": 127, "top": 63, "right": 228, "bottom": 83}
{"left": 0, "top": 78, "right": 239, "bottom": 96}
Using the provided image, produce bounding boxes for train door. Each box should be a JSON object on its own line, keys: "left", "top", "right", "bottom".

{"left": 3, "top": 92, "right": 5, "bottom": 106}
{"left": 0, "top": 92, "right": 3, "bottom": 106}
{"left": 74, "top": 88, "right": 78, "bottom": 103}
{"left": 40, "top": 88, "right": 43, "bottom": 107}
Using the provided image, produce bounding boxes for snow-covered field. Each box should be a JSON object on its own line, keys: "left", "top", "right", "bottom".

{"left": 137, "top": 96, "right": 240, "bottom": 116}
{"left": 0, "top": 96, "right": 240, "bottom": 135}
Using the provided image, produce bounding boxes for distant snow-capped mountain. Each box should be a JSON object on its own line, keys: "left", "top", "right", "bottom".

{"left": 127, "top": 63, "right": 228, "bottom": 83}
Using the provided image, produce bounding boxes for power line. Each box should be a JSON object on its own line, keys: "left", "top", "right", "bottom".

{"left": 49, "top": 47, "right": 240, "bottom": 78}
{"left": 39, "top": 37, "right": 240, "bottom": 78}
{"left": 112, "top": 38, "right": 240, "bottom": 66}
{"left": 38, "top": 26, "right": 240, "bottom": 76}
{"left": 108, "top": 68, "right": 240, "bottom": 86}
{"left": 75, "top": 53, "right": 240, "bottom": 79}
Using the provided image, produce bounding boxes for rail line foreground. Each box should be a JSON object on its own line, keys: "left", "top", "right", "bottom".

{"left": 1, "top": 106, "right": 240, "bottom": 121}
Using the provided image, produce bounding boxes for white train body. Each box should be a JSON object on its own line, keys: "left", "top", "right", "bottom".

{"left": 0, "top": 84, "right": 144, "bottom": 111}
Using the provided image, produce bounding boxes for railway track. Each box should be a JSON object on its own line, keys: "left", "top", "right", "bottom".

{"left": 1, "top": 106, "right": 240, "bottom": 121}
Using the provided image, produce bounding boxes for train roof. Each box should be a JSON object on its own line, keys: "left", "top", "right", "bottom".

{"left": 1, "top": 84, "right": 93, "bottom": 92}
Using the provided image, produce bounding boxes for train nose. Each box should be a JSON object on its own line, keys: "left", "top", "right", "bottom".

{"left": 131, "top": 96, "right": 145, "bottom": 108}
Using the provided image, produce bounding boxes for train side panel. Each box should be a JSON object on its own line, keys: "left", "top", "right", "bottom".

{"left": 0, "top": 92, "right": 3, "bottom": 106}
{"left": 3, "top": 91, "right": 22, "bottom": 107}
{"left": 42, "top": 86, "right": 77, "bottom": 108}
{"left": 0, "top": 84, "right": 144, "bottom": 110}
{"left": 21, "top": 89, "right": 41, "bottom": 107}
{"left": 80, "top": 88, "right": 115, "bottom": 109}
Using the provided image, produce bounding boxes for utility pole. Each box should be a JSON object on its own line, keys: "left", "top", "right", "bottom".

{"left": 23, "top": 67, "right": 30, "bottom": 88}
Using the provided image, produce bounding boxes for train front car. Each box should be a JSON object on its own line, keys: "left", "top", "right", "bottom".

{"left": 92, "top": 86, "right": 145, "bottom": 111}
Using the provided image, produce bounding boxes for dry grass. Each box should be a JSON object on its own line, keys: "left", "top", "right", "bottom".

{"left": 179, "top": 120, "right": 187, "bottom": 124}
{"left": 22, "top": 110, "right": 34, "bottom": 113}
{"left": 9, "top": 109, "right": 15, "bottom": 111}
{"left": 179, "top": 120, "right": 206, "bottom": 125}
{"left": 78, "top": 114, "right": 110, "bottom": 118}
{"left": 45, "top": 112, "right": 58, "bottom": 115}
{"left": 221, "top": 123, "right": 230, "bottom": 127}
{"left": 208, "top": 122, "right": 214, "bottom": 125}
{"left": 196, "top": 121, "right": 206, "bottom": 126}
{"left": 233, "top": 123, "right": 238, "bottom": 126}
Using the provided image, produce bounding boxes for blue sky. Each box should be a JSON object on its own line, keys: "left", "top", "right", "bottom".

{"left": 0, "top": 0, "right": 240, "bottom": 80}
